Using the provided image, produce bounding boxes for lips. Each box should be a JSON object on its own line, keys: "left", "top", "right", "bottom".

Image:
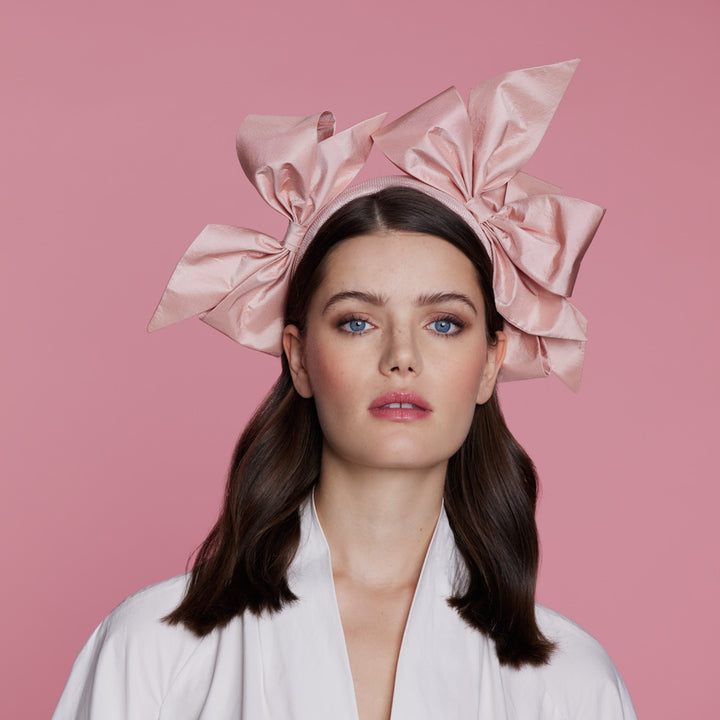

{"left": 369, "top": 392, "right": 431, "bottom": 411}
{"left": 368, "top": 392, "right": 432, "bottom": 421}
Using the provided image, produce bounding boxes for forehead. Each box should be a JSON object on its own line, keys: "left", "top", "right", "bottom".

{"left": 317, "top": 230, "right": 481, "bottom": 297}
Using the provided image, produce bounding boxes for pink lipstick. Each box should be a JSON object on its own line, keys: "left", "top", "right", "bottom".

{"left": 368, "top": 392, "right": 432, "bottom": 421}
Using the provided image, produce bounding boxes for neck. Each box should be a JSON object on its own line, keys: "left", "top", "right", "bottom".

{"left": 314, "top": 444, "right": 446, "bottom": 590}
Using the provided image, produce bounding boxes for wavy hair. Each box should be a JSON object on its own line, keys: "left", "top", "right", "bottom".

{"left": 165, "top": 186, "right": 554, "bottom": 667}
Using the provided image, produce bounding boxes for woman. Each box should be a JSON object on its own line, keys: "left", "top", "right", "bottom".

{"left": 53, "top": 61, "right": 637, "bottom": 719}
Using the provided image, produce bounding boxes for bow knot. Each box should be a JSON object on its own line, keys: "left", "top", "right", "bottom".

{"left": 282, "top": 221, "right": 307, "bottom": 253}
{"left": 464, "top": 194, "right": 497, "bottom": 224}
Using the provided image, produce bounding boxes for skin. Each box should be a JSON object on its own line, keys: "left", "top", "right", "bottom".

{"left": 283, "top": 230, "right": 506, "bottom": 720}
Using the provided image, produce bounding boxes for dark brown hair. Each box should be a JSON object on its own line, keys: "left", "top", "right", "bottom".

{"left": 165, "top": 186, "right": 554, "bottom": 667}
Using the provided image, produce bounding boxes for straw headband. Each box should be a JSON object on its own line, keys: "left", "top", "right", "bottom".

{"left": 148, "top": 59, "right": 605, "bottom": 390}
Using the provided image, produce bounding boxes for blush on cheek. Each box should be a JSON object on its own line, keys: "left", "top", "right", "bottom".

{"left": 451, "top": 358, "right": 487, "bottom": 389}
{"left": 307, "top": 350, "right": 355, "bottom": 402}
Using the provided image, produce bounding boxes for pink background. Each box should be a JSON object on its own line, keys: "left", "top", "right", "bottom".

{"left": 2, "top": 0, "right": 718, "bottom": 716}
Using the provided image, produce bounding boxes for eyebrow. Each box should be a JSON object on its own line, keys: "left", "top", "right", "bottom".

{"left": 322, "top": 290, "right": 478, "bottom": 315}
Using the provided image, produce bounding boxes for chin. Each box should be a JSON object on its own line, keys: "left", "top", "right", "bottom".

{"left": 349, "top": 445, "right": 456, "bottom": 472}
{"left": 321, "top": 429, "right": 466, "bottom": 473}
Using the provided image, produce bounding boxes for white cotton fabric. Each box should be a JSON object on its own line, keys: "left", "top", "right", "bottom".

{"left": 53, "top": 499, "right": 637, "bottom": 719}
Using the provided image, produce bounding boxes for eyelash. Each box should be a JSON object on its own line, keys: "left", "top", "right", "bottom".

{"left": 336, "top": 314, "right": 466, "bottom": 337}
{"left": 429, "top": 315, "right": 466, "bottom": 336}
{"left": 337, "top": 315, "right": 374, "bottom": 335}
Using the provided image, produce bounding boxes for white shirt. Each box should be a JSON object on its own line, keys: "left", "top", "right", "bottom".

{"left": 53, "top": 498, "right": 637, "bottom": 719}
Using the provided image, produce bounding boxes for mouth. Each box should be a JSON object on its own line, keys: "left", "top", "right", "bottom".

{"left": 379, "top": 402, "right": 423, "bottom": 409}
{"left": 368, "top": 392, "right": 432, "bottom": 420}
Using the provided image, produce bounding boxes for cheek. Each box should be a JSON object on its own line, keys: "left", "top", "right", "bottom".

{"left": 442, "top": 357, "right": 486, "bottom": 452}
{"left": 454, "top": 363, "right": 486, "bottom": 402}
{"left": 434, "top": 340, "right": 488, "bottom": 401}
{"left": 304, "top": 340, "right": 361, "bottom": 412}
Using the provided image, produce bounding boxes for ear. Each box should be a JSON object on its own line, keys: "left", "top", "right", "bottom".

{"left": 282, "top": 324, "right": 313, "bottom": 399}
{"left": 475, "top": 330, "right": 507, "bottom": 405}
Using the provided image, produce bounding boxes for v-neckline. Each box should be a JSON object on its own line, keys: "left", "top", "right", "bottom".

{"left": 307, "top": 493, "right": 449, "bottom": 720}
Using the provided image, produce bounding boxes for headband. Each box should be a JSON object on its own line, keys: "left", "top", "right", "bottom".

{"left": 148, "top": 59, "right": 604, "bottom": 390}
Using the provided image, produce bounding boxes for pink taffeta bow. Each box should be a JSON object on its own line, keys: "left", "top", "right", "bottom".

{"left": 148, "top": 60, "right": 604, "bottom": 390}
{"left": 147, "top": 111, "right": 387, "bottom": 355}
{"left": 371, "top": 60, "right": 605, "bottom": 390}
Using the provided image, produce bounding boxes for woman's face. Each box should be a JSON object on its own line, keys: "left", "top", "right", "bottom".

{"left": 283, "top": 230, "right": 506, "bottom": 474}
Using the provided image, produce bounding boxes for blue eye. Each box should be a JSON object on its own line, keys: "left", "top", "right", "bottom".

{"left": 431, "top": 319, "right": 454, "bottom": 334}
{"left": 342, "top": 318, "right": 370, "bottom": 333}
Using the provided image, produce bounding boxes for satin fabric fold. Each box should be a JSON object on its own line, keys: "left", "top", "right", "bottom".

{"left": 148, "top": 60, "right": 604, "bottom": 389}
{"left": 148, "top": 111, "right": 386, "bottom": 355}
{"left": 371, "top": 59, "right": 604, "bottom": 390}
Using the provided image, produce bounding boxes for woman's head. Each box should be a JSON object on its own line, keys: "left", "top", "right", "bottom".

{"left": 281, "top": 186, "right": 508, "bottom": 473}
{"left": 169, "top": 186, "right": 550, "bottom": 665}
{"left": 163, "top": 63, "right": 590, "bottom": 662}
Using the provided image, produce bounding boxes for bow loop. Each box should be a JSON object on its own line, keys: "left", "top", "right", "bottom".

{"left": 468, "top": 59, "right": 579, "bottom": 192}
{"left": 486, "top": 194, "right": 605, "bottom": 296}
{"left": 373, "top": 60, "right": 580, "bottom": 200}
{"left": 499, "top": 325, "right": 586, "bottom": 392}
{"left": 148, "top": 224, "right": 293, "bottom": 355}
{"left": 237, "top": 112, "right": 387, "bottom": 226}
{"left": 372, "top": 87, "right": 474, "bottom": 202}
{"left": 490, "top": 245, "right": 588, "bottom": 341}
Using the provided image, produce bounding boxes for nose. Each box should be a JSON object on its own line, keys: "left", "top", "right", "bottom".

{"left": 379, "top": 326, "right": 422, "bottom": 377}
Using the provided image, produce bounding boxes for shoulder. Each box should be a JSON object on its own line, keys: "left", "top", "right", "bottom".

{"left": 91, "top": 574, "right": 202, "bottom": 666}
{"left": 53, "top": 575, "right": 206, "bottom": 719}
{"left": 501, "top": 605, "right": 637, "bottom": 719}
{"left": 101, "top": 574, "right": 191, "bottom": 638}
{"left": 535, "top": 604, "right": 619, "bottom": 680}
